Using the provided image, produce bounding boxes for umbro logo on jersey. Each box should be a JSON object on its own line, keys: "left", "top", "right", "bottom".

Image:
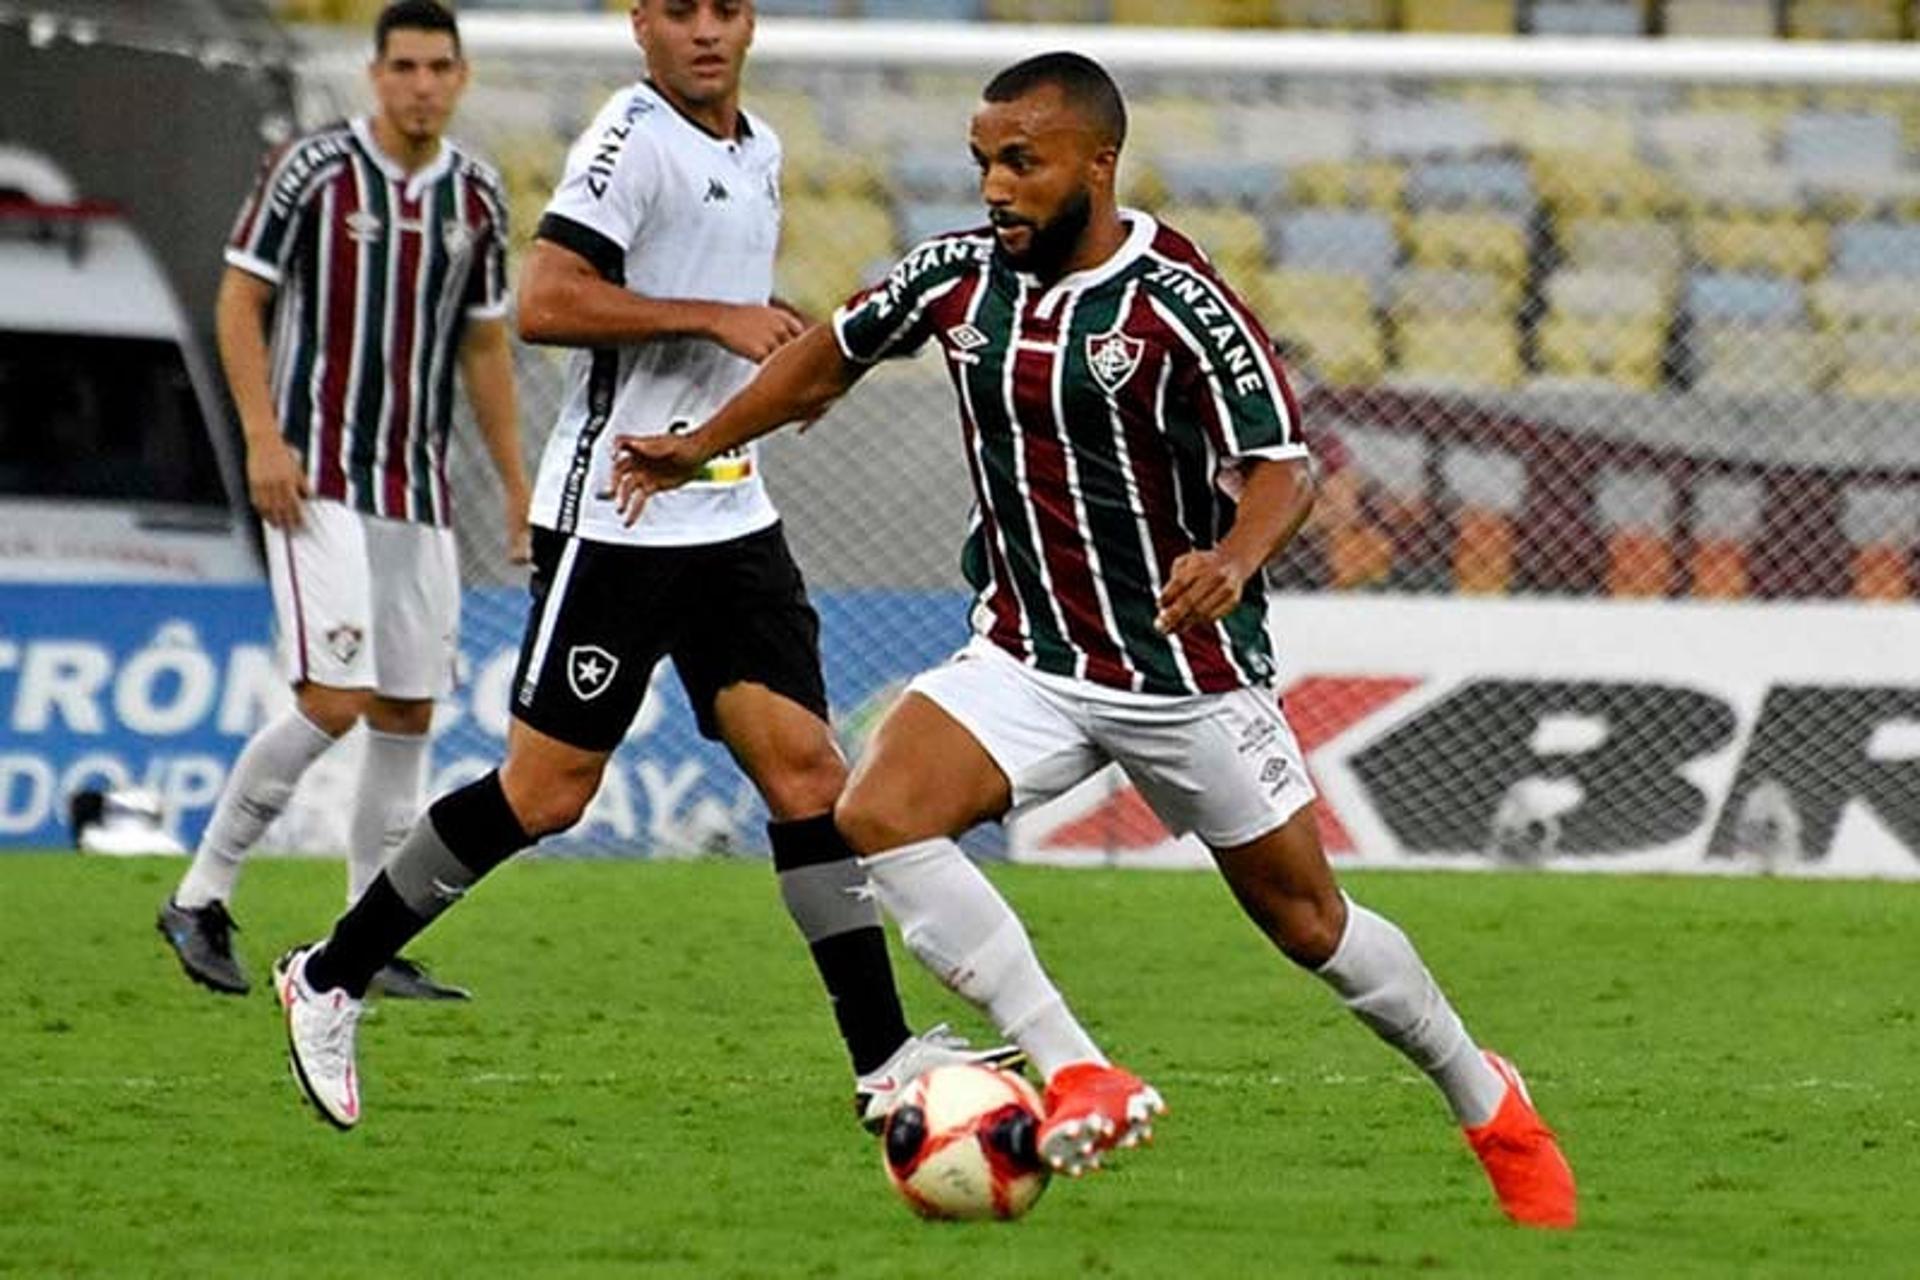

{"left": 442, "top": 219, "right": 472, "bottom": 257}
{"left": 344, "top": 210, "right": 383, "bottom": 244}
{"left": 567, "top": 645, "right": 620, "bottom": 700}
{"left": 947, "top": 324, "right": 989, "bottom": 351}
{"left": 703, "top": 178, "right": 730, "bottom": 204}
{"left": 1086, "top": 329, "right": 1145, "bottom": 393}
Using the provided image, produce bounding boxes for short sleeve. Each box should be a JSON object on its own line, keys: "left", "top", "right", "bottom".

{"left": 537, "top": 90, "right": 661, "bottom": 281}
{"left": 1151, "top": 270, "right": 1307, "bottom": 464}
{"left": 224, "top": 141, "right": 318, "bottom": 286}
{"left": 832, "top": 236, "right": 981, "bottom": 365}
{"left": 465, "top": 178, "right": 511, "bottom": 320}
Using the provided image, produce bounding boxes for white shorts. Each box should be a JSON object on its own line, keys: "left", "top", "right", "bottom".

{"left": 907, "top": 639, "right": 1317, "bottom": 849}
{"left": 263, "top": 499, "right": 459, "bottom": 699}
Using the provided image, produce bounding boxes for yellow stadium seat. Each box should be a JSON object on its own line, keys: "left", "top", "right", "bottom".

{"left": 1558, "top": 216, "right": 1686, "bottom": 281}
{"left": 1402, "top": 0, "right": 1519, "bottom": 31}
{"left": 1271, "top": 315, "right": 1389, "bottom": 387}
{"left": 1787, "top": 0, "right": 1903, "bottom": 40}
{"left": 1534, "top": 154, "right": 1673, "bottom": 219}
{"left": 1537, "top": 314, "right": 1666, "bottom": 390}
{"left": 1111, "top": 0, "right": 1272, "bottom": 22}
{"left": 1545, "top": 267, "right": 1669, "bottom": 321}
{"left": 1391, "top": 268, "right": 1520, "bottom": 318}
{"left": 1290, "top": 160, "right": 1407, "bottom": 210}
{"left": 1394, "top": 317, "right": 1523, "bottom": 389}
{"left": 1405, "top": 212, "right": 1528, "bottom": 277}
{"left": 1515, "top": 105, "right": 1638, "bottom": 160}
{"left": 1127, "top": 97, "right": 1225, "bottom": 158}
{"left": 1684, "top": 85, "right": 1804, "bottom": 131}
{"left": 1274, "top": 0, "right": 1395, "bottom": 26}
{"left": 1691, "top": 213, "right": 1830, "bottom": 280}
{"left": 1255, "top": 268, "right": 1375, "bottom": 324}
{"left": 1665, "top": 0, "right": 1778, "bottom": 36}
{"left": 1810, "top": 277, "right": 1917, "bottom": 331}
{"left": 1157, "top": 205, "right": 1267, "bottom": 278}
{"left": 777, "top": 196, "right": 896, "bottom": 320}
{"left": 984, "top": 0, "right": 1102, "bottom": 19}
{"left": 1835, "top": 328, "right": 1920, "bottom": 396}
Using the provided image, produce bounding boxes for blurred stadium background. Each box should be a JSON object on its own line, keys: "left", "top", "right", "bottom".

{"left": 3, "top": 1, "right": 1917, "bottom": 875}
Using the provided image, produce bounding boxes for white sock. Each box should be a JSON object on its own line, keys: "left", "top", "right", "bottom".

{"left": 860, "top": 838, "right": 1105, "bottom": 1079}
{"left": 175, "top": 709, "right": 337, "bottom": 908}
{"left": 347, "top": 728, "right": 430, "bottom": 905}
{"left": 1314, "top": 897, "right": 1507, "bottom": 1127}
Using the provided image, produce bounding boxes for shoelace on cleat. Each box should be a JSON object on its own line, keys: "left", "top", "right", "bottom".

{"left": 197, "top": 902, "right": 239, "bottom": 956}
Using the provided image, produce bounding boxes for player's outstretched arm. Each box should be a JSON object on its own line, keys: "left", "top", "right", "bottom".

{"left": 611, "top": 324, "right": 861, "bottom": 524}
{"left": 1155, "top": 456, "right": 1317, "bottom": 635}
{"left": 216, "top": 266, "right": 308, "bottom": 530}
{"left": 516, "top": 239, "right": 804, "bottom": 360}
{"left": 459, "top": 317, "right": 532, "bottom": 564}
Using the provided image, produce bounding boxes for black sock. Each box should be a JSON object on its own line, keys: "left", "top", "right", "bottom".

{"left": 769, "top": 814, "right": 912, "bottom": 1075}
{"left": 306, "top": 771, "right": 532, "bottom": 998}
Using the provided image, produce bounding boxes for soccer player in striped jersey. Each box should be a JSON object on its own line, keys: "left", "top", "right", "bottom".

{"left": 612, "top": 53, "right": 1578, "bottom": 1227}
{"left": 269, "top": 0, "right": 1016, "bottom": 1136}
{"left": 158, "top": 1, "right": 530, "bottom": 1002}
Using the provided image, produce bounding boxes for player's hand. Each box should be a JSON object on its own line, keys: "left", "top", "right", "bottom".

{"left": 247, "top": 434, "right": 309, "bottom": 530}
{"left": 504, "top": 487, "right": 533, "bottom": 565}
{"left": 708, "top": 304, "right": 807, "bottom": 362}
{"left": 1154, "top": 549, "right": 1250, "bottom": 635}
{"left": 610, "top": 433, "right": 704, "bottom": 525}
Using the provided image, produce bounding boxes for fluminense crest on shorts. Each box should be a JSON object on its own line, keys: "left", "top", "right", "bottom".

{"left": 1085, "top": 328, "right": 1144, "bottom": 393}
{"left": 325, "top": 625, "right": 364, "bottom": 665}
{"left": 567, "top": 644, "right": 620, "bottom": 701}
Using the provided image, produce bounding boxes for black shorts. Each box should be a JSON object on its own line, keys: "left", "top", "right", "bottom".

{"left": 510, "top": 522, "right": 828, "bottom": 752}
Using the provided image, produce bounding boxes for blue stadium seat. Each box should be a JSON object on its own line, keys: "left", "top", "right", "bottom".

{"left": 752, "top": 0, "right": 841, "bottom": 13}
{"left": 1269, "top": 209, "right": 1399, "bottom": 295}
{"left": 1684, "top": 271, "right": 1806, "bottom": 324}
{"left": 897, "top": 200, "right": 987, "bottom": 248}
{"left": 1529, "top": 1, "right": 1644, "bottom": 35}
{"left": 1404, "top": 156, "right": 1534, "bottom": 213}
{"left": 1782, "top": 111, "right": 1903, "bottom": 176}
{"left": 890, "top": 147, "right": 978, "bottom": 203}
{"left": 1153, "top": 153, "right": 1288, "bottom": 209}
{"left": 1831, "top": 222, "right": 1920, "bottom": 278}
{"left": 860, "top": 0, "right": 985, "bottom": 17}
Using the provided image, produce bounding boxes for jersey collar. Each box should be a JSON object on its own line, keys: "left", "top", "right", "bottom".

{"left": 641, "top": 79, "right": 756, "bottom": 145}
{"left": 350, "top": 116, "right": 453, "bottom": 200}
{"left": 1027, "top": 208, "right": 1157, "bottom": 318}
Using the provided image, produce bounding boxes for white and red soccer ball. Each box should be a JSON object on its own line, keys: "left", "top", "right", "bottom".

{"left": 881, "top": 1064, "right": 1050, "bottom": 1221}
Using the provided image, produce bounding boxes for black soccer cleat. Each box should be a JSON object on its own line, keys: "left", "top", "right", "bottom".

{"left": 156, "top": 898, "right": 251, "bottom": 995}
{"left": 370, "top": 955, "right": 471, "bottom": 1001}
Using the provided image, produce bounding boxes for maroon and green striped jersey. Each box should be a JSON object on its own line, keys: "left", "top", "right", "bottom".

{"left": 832, "top": 211, "right": 1307, "bottom": 698}
{"left": 225, "top": 117, "right": 509, "bottom": 527}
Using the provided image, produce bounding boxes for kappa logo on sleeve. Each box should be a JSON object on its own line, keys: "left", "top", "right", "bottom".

{"left": 567, "top": 645, "right": 620, "bottom": 701}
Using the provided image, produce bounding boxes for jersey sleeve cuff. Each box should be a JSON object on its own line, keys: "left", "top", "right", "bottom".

{"left": 466, "top": 299, "right": 511, "bottom": 321}
{"left": 535, "top": 212, "right": 626, "bottom": 283}
{"left": 830, "top": 305, "right": 881, "bottom": 365}
{"left": 1234, "top": 443, "right": 1312, "bottom": 464}
{"left": 224, "top": 247, "right": 281, "bottom": 285}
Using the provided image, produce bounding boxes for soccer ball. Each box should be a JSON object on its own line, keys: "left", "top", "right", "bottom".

{"left": 881, "top": 1065, "right": 1050, "bottom": 1221}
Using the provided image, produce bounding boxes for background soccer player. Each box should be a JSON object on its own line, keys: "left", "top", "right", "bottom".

{"left": 612, "top": 52, "right": 1578, "bottom": 1228}
{"left": 270, "top": 0, "right": 1014, "bottom": 1133}
{"left": 159, "top": 0, "right": 529, "bottom": 1001}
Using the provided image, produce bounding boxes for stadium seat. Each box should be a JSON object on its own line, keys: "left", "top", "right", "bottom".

{"left": 1829, "top": 221, "right": 1920, "bottom": 278}
{"left": 1678, "top": 167, "right": 1807, "bottom": 218}
{"left": 1451, "top": 506, "right": 1517, "bottom": 595}
{"left": 748, "top": 0, "right": 839, "bottom": 13}
{"left": 1405, "top": 211, "right": 1529, "bottom": 276}
{"left": 1363, "top": 102, "right": 1501, "bottom": 160}
{"left": 1537, "top": 313, "right": 1667, "bottom": 390}
{"left": 1269, "top": 313, "right": 1389, "bottom": 386}
{"left": 1393, "top": 317, "right": 1523, "bottom": 389}
{"left": 1515, "top": 104, "right": 1638, "bottom": 161}
{"left": 1606, "top": 530, "right": 1677, "bottom": 597}
{"left": 1691, "top": 325, "right": 1833, "bottom": 394}
{"left": 983, "top": 0, "right": 1101, "bottom": 19}
{"left": 1401, "top": 0, "right": 1518, "bottom": 32}
{"left": 1529, "top": 1, "right": 1645, "bottom": 34}
{"left": 1849, "top": 544, "right": 1913, "bottom": 599}
{"left": 1273, "top": 0, "right": 1396, "bottom": 28}
{"left": 1781, "top": 110, "right": 1903, "bottom": 176}
{"left": 1390, "top": 267, "right": 1520, "bottom": 318}
{"left": 1691, "top": 212, "right": 1829, "bottom": 280}
{"left": 1686, "top": 270, "right": 1807, "bottom": 325}
{"left": 1786, "top": 0, "right": 1904, "bottom": 39}
{"left": 895, "top": 200, "right": 986, "bottom": 248}
{"left": 1664, "top": 0, "right": 1778, "bottom": 36}
{"left": 860, "top": 0, "right": 983, "bottom": 17}
{"left": 1809, "top": 277, "right": 1914, "bottom": 330}
{"left": 1596, "top": 468, "right": 1677, "bottom": 598}
{"left": 1843, "top": 482, "right": 1917, "bottom": 598}
{"left": 1289, "top": 159, "right": 1407, "bottom": 210}
{"left": 1441, "top": 444, "right": 1525, "bottom": 595}
{"left": 1643, "top": 111, "right": 1772, "bottom": 172}
{"left": 1834, "top": 328, "right": 1920, "bottom": 397}
{"left": 1533, "top": 154, "right": 1671, "bottom": 219}
{"left": 1154, "top": 153, "right": 1288, "bottom": 210}
{"left": 1688, "top": 537, "right": 1752, "bottom": 598}
{"left": 1111, "top": 0, "right": 1272, "bottom": 22}
{"left": 779, "top": 195, "right": 897, "bottom": 319}
{"left": 1127, "top": 97, "right": 1225, "bottom": 158}
{"left": 1404, "top": 156, "right": 1535, "bottom": 215}
{"left": 1545, "top": 267, "right": 1667, "bottom": 320}
{"left": 1687, "top": 475, "right": 1762, "bottom": 599}
{"left": 890, "top": 147, "right": 978, "bottom": 203}
{"left": 1269, "top": 209, "right": 1400, "bottom": 295}
{"left": 1230, "top": 108, "right": 1361, "bottom": 165}
{"left": 1558, "top": 216, "right": 1685, "bottom": 281}
{"left": 1159, "top": 205, "right": 1268, "bottom": 278}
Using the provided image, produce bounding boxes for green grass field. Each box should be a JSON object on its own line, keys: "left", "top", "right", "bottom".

{"left": 3, "top": 854, "right": 1915, "bottom": 1278}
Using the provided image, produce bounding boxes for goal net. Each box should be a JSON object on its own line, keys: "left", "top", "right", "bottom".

{"left": 290, "top": 18, "right": 1920, "bottom": 876}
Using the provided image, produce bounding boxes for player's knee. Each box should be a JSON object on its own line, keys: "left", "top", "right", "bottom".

{"left": 756, "top": 744, "right": 847, "bottom": 822}
{"left": 296, "top": 684, "right": 369, "bottom": 737}
{"left": 833, "top": 788, "right": 919, "bottom": 857}
{"left": 501, "top": 763, "right": 601, "bottom": 838}
{"left": 1274, "top": 892, "right": 1347, "bottom": 969}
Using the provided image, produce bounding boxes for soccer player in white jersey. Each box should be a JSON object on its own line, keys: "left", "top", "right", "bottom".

{"left": 270, "top": 0, "right": 1015, "bottom": 1133}
{"left": 159, "top": 1, "right": 529, "bottom": 1002}
{"left": 612, "top": 53, "right": 1579, "bottom": 1227}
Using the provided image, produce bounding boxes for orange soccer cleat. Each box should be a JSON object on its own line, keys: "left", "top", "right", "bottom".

{"left": 1036, "top": 1061, "right": 1165, "bottom": 1177}
{"left": 1463, "top": 1052, "right": 1578, "bottom": 1229}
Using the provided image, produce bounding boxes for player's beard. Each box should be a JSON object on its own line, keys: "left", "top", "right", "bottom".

{"left": 997, "top": 186, "right": 1092, "bottom": 279}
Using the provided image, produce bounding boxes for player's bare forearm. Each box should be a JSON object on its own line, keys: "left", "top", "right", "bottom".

{"left": 610, "top": 325, "right": 859, "bottom": 523}
{"left": 1155, "top": 457, "right": 1316, "bottom": 635}
{"left": 461, "top": 318, "right": 532, "bottom": 561}
{"left": 215, "top": 267, "right": 282, "bottom": 449}
{"left": 515, "top": 240, "right": 800, "bottom": 358}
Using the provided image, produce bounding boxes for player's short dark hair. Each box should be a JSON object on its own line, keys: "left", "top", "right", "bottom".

{"left": 982, "top": 51, "right": 1127, "bottom": 150}
{"left": 375, "top": 0, "right": 460, "bottom": 58}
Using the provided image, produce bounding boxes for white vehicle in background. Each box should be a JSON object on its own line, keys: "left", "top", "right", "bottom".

{"left": 0, "top": 145, "right": 256, "bottom": 582}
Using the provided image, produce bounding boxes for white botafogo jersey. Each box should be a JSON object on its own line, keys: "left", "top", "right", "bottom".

{"left": 530, "top": 81, "right": 782, "bottom": 546}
